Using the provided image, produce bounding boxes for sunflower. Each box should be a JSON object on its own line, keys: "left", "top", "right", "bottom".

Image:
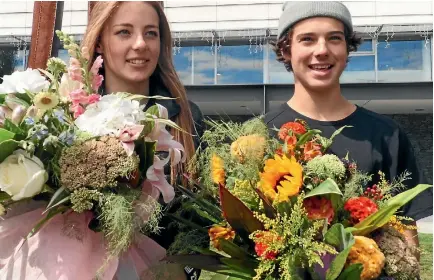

{"left": 211, "top": 153, "right": 225, "bottom": 185}
{"left": 34, "top": 91, "right": 59, "bottom": 111}
{"left": 259, "top": 154, "right": 303, "bottom": 203}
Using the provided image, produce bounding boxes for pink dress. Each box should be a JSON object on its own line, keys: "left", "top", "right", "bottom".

{"left": 0, "top": 201, "right": 171, "bottom": 280}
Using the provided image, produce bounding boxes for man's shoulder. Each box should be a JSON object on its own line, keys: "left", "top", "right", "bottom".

{"left": 264, "top": 102, "right": 293, "bottom": 128}
{"left": 354, "top": 106, "right": 402, "bottom": 134}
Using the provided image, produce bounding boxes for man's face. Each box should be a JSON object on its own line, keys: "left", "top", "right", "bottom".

{"left": 283, "top": 17, "right": 348, "bottom": 91}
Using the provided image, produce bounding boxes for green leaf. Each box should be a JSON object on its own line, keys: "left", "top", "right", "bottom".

{"left": 305, "top": 178, "right": 343, "bottom": 198}
{"left": 0, "top": 191, "right": 11, "bottom": 202}
{"left": 44, "top": 187, "right": 70, "bottom": 213}
{"left": 0, "top": 128, "right": 15, "bottom": 144}
{"left": 296, "top": 129, "right": 322, "bottom": 147}
{"left": 305, "top": 178, "right": 344, "bottom": 212}
{"left": 211, "top": 273, "right": 245, "bottom": 280}
{"left": 336, "top": 263, "right": 362, "bottom": 280}
{"left": 218, "top": 239, "right": 254, "bottom": 260}
{"left": 3, "top": 119, "right": 25, "bottom": 139}
{"left": 220, "top": 258, "right": 257, "bottom": 277}
{"left": 0, "top": 139, "right": 19, "bottom": 162}
{"left": 4, "top": 93, "right": 30, "bottom": 108}
{"left": 254, "top": 187, "right": 276, "bottom": 219}
{"left": 38, "top": 68, "right": 56, "bottom": 83}
{"left": 140, "top": 141, "right": 156, "bottom": 175}
{"left": 323, "top": 126, "right": 352, "bottom": 151}
{"left": 27, "top": 206, "right": 66, "bottom": 239}
{"left": 324, "top": 224, "right": 355, "bottom": 280}
{"left": 219, "top": 184, "right": 264, "bottom": 237}
{"left": 353, "top": 184, "right": 432, "bottom": 236}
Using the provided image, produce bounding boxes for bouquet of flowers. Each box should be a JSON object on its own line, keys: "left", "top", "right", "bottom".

{"left": 166, "top": 117, "right": 431, "bottom": 280}
{"left": 0, "top": 31, "right": 184, "bottom": 277}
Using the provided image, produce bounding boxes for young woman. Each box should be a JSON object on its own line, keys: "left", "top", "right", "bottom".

{"left": 0, "top": 2, "right": 203, "bottom": 279}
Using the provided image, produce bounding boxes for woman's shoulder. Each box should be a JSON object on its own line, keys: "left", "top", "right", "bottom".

{"left": 187, "top": 100, "right": 203, "bottom": 123}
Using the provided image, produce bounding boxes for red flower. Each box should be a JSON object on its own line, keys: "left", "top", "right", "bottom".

{"left": 255, "top": 242, "right": 278, "bottom": 260}
{"left": 303, "top": 141, "right": 322, "bottom": 161}
{"left": 303, "top": 196, "right": 335, "bottom": 223}
{"left": 278, "top": 122, "right": 307, "bottom": 141}
{"left": 254, "top": 232, "right": 282, "bottom": 260}
{"left": 344, "top": 197, "right": 378, "bottom": 224}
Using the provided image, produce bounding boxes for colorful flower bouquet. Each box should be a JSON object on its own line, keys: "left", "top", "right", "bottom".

{"left": 0, "top": 31, "right": 184, "bottom": 276}
{"left": 166, "top": 117, "right": 431, "bottom": 280}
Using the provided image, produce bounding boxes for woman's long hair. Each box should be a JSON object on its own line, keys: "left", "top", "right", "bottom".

{"left": 81, "top": 1, "right": 196, "bottom": 184}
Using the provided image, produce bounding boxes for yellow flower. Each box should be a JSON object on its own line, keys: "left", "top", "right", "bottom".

{"left": 208, "top": 225, "right": 235, "bottom": 250}
{"left": 211, "top": 154, "right": 225, "bottom": 185}
{"left": 346, "top": 236, "right": 385, "bottom": 280}
{"left": 388, "top": 215, "right": 417, "bottom": 233}
{"left": 259, "top": 154, "right": 303, "bottom": 203}
{"left": 230, "top": 134, "right": 266, "bottom": 163}
{"left": 34, "top": 91, "right": 59, "bottom": 111}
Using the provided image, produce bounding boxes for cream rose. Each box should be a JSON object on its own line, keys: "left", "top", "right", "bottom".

{"left": 0, "top": 150, "right": 48, "bottom": 201}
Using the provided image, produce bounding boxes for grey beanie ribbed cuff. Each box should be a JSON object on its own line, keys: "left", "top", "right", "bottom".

{"left": 277, "top": 1, "right": 353, "bottom": 40}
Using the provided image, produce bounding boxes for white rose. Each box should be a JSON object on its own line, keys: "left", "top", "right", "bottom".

{"left": 0, "top": 68, "right": 49, "bottom": 94}
{"left": 0, "top": 150, "right": 48, "bottom": 201}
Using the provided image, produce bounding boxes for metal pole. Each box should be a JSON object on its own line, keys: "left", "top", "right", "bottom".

{"left": 50, "top": 1, "right": 64, "bottom": 58}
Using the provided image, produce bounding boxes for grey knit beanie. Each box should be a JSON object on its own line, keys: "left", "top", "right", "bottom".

{"left": 277, "top": 1, "right": 353, "bottom": 40}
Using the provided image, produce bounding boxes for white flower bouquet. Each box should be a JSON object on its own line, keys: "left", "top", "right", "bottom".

{"left": 0, "top": 31, "right": 184, "bottom": 278}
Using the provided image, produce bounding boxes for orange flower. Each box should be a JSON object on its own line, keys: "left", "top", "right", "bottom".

{"left": 259, "top": 154, "right": 303, "bottom": 203}
{"left": 344, "top": 197, "right": 378, "bottom": 224}
{"left": 278, "top": 122, "right": 307, "bottom": 141}
{"left": 303, "top": 141, "right": 322, "bottom": 161}
{"left": 208, "top": 226, "right": 235, "bottom": 250}
{"left": 253, "top": 231, "right": 282, "bottom": 260}
{"left": 303, "top": 196, "right": 334, "bottom": 223}
{"left": 211, "top": 154, "right": 225, "bottom": 185}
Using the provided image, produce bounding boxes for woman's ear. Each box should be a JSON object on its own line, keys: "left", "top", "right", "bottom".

{"left": 96, "top": 43, "right": 103, "bottom": 54}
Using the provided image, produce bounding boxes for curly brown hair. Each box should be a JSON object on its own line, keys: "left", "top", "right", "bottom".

{"left": 270, "top": 27, "right": 362, "bottom": 72}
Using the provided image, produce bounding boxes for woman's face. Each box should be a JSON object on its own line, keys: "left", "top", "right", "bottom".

{"left": 97, "top": 2, "right": 160, "bottom": 88}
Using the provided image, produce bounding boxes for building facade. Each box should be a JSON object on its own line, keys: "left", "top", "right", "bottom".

{"left": 0, "top": 1, "right": 432, "bottom": 181}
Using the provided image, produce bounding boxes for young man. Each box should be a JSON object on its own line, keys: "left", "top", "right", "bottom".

{"left": 265, "top": 1, "right": 432, "bottom": 257}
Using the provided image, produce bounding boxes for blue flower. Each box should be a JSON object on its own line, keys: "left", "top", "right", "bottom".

{"left": 53, "top": 109, "right": 67, "bottom": 124}
{"left": 24, "top": 117, "right": 35, "bottom": 126}
{"left": 59, "top": 130, "right": 75, "bottom": 146}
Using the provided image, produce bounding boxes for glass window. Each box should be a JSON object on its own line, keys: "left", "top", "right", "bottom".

{"left": 216, "top": 45, "right": 263, "bottom": 84}
{"left": 173, "top": 47, "right": 193, "bottom": 85}
{"left": 267, "top": 44, "right": 294, "bottom": 84}
{"left": 193, "top": 46, "right": 215, "bottom": 85}
{"left": 340, "top": 55, "right": 376, "bottom": 83}
{"left": 58, "top": 49, "right": 69, "bottom": 63}
{"left": 0, "top": 47, "right": 27, "bottom": 77}
{"left": 377, "top": 40, "right": 431, "bottom": 82}
{"left": 357, "top": 40, "right": 373, "bottom": 52}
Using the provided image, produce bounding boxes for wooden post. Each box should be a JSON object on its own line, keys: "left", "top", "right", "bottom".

{"left": 27, "top": 1, "right": 58, "bottom": 69}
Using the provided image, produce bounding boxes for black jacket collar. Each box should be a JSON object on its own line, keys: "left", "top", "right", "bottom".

{"left": 146, "top": 84, "right": 181, "bottom": 120}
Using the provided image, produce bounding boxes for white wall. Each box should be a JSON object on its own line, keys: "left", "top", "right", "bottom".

{"left": 164, "top": 0, "right": 434, "bottom": 32}
{"left": 0, "top": 1, "right": 432, "bottom": 36}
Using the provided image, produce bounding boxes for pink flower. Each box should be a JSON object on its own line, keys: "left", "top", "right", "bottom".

{"left": 68, "top": 58, "right": 83, "bottom": 83}
{"left": 69, "top": 89, "right": 88, "bottom": 105}
{"left": 144, "top": 155, "right": 175, "bottom": 203}
{"left": 91, "top": 74, "right": 104, "bottom": 91}
{"left": 87, "top": 94, "right": 100, "bottom": 104}
{"left": 118, "top": 125, "right": 144, "bottom": 156}
{"left": 146, "top": 104, "right": 185, "bottom": 165}
{"left": 90, "top": 56, "right": 103, "bottom": 76}
{"left": 70, "top": 103, "right": 85, "bottom": 119}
